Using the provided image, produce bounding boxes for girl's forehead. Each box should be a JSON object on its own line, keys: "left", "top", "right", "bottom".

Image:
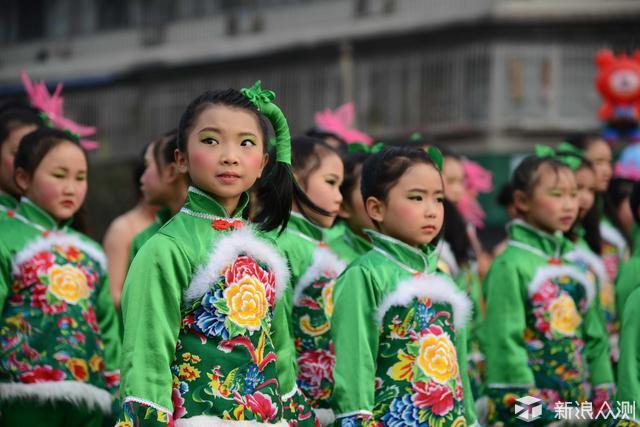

{"left": 397, "top": 163, "right": 442, "bottom": 187}
{"left": 193, "top": 104, "right": 261, "bottom": 134}
{"left": 40, "top": 142, "right": 87, "bottom": 168}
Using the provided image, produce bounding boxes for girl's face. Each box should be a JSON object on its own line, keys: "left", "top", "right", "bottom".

{"left": 177, "top": 105, "right": 268, "bottom": 215}
{"left": 140, "top": 142, "right": 165, "bottom": 205}
{"left": 16, "top": 141, "right": 87, "bottom": 223}
{"left": 367, "top": 163, "right": 444, "bottom": 247}
{"left": 516, "top": 164, "right": 578, "bottom": 234}
{"left": 339, "top": 169, "right": 375, "bottom": 234}
{"left": 584, "top": 139, "right": 612, "bottom": 193}
{"left": 0, "top": 124, "right": 38, "bottom": 196}
{"left": 575, "top": 166, "right": 596, "bottom": 220}
{"left": 298, "top": 151, "right": 344, "bottom": 228}
{"left": 443, "top": 156, "right": 465, "bottom": 204}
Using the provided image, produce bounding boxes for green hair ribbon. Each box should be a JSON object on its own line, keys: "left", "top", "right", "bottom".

{"left": 347, "top": 141, "right": 386, "bottom": 154}
{"left": 426, "top": 146, "right": 444, "bottom": 171}
{"left": 534, "top": 144, "right": 582, "bottom": 170}
{"left": 241, "top": 81, "right": 291, "bottom": 165}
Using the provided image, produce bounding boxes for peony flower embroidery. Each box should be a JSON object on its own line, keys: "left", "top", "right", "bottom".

{"left": 18, "top": 252, "right": 54, "bottom": 286}
{"left": 224, "top": 276, "right": 268, "bottom": 331}
{"left": 19, "top": 365, "right": 66, "bottom": 383}
{"left": 66, "top": 358, "right": 89, "bottom": 381}
{"left": 416, "top": 327, "right": 459, "bottom": 384}
{"left": 549, "top": 294, "right": 582, "bottom": 336}
{"left": 224, "top": 256, "right": 275, "bottom": 306}
{"left": 411, "top": 380, "right": 455, "bottom": 416}
{"left": 47, "top": 264, "right": 90, "bottom": 304}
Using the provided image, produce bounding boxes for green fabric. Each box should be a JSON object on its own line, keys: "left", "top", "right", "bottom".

{"left": 324, "top": 219, "right": 346, "bottom": 243}
{"left": 119, "top": 186, "right": 301, "bottom": 424}
{"left": 482, "top": 220, "right": 614, "bottom": 426}
{"left": 0, "top": 197, "right": 121, "bottom": 410}
{"left": 129, "top": 208, "right": 173, "bottom": 265}
{"left": 615, "top": 243, "right": 640, "bottom": 331}
{"left": 328, "top": 224, "right": 372, "bottom": 265}
{"left": 0, "top": 399, "right": 103, "bottom": 427}
{"left": 617, "top": 287, "right": 640, "bottom": 423}
{"left": 0, "top": 191, "right": 18, "bottom": 213}
{"left": 632, "top": 222, "right": 640, "bottom": 254}
{"left": 331, "top": 230, "right": 476, "bottom": 426}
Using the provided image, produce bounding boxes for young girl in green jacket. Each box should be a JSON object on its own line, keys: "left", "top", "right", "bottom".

{"left": 118, "top": 83, "right": 320, "bottom": 426}
{"left": 483, "top": 150, "right": 613, "bottom": 426}
{"left": 332, "top": 146, "right": 476, "bottom": 426}
{"left": 272, "top": 136, "right": 345, "bottom": 425}
{"left": 0, "top": 128, "right": 121, "bottom": 426}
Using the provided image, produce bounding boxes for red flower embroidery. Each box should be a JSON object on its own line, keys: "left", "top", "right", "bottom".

{"left": 243, "top": 392, "right": 278, "bottom": 421}
{"left": 6, "top": 210, "right": 15, "bottom": 217}
{"left": 17, "top": 252, "right": 54, "bottom": 287}
{"left": 296, "top": 348, "right": 335, "bottom": 398}
{"left": 19, "top": 365, "right": 66, "bottom": 383}
{"left": 412, "top": 380, "right": 455, "bottom": 416}
{"left": 104, "top": 371, "right": 120, "bottom": 388}
{"left": 532, "top": 280, "right": 559, "bottom": 306}
{"left": 172, "top": 387, "right": 187, "bottom": 419}
{"left": 224, "top": 256, "right": 276, "bottom": 306}
{"left": 31, "top": 283, "right": 67, "bottom": 314}
{"left": 212, "top": 218, "right": 244, "bottom": 231}
{"left": 83, "top": 306, "right": 100, "bottom": 333}
{"left": 21, "top": 342, "right": 39, "bottom": 361}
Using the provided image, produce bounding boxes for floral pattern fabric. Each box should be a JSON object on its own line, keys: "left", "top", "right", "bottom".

{"left": 601, "top": 241, "right": 621, "bottom": 362}
{"left": 293, "top": 272, "right": 338, "bottom": 410}
{"left": 338, "top": 297, "right": 466, "bottom": 427}
{"left": 0, "top": 239, "right": 117, "bottom": 393}
{"left": 168, "top": 255, "right": 285, "bottom": 423}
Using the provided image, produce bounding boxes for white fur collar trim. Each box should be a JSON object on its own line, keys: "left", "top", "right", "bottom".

{"left": 293, "top": 246, "right": 346, "bottom": 305}
{"left": 527, "top": 264, "right": 595, "bottom": 308}
{"left": 175, "top": 415, "right": 288, "bottom": 426}
{"left": 11, "top": 232, "right": 107, "bottom": 275}
{"left": 600, "top": 221, "right": 627, "bottom": 256}
{"left": 377, "top": 274, "right": 472, "bottom": 330}
{"left": 565, "top": 247, "right": 607, "bottom": 286}
{"left": 0, "top": 381, "right": 112, "bottom": 413}
{"left": 315, "top": 408, "right": 335, "bottom": 426}
{"left": 183, "top": 227, "right": 290, "bottom": 306}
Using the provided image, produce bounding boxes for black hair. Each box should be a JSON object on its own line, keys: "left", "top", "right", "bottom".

{"left": 568, "top": 157, "right": 602, "bottom": 254}
{"left": 14, "top": 127, "right": 89, "bottom": 233}
{"left": 339, "top": 151, "right": 369, "bottom": 204}
{"left": 497, "top": 182, "right": 514, "bottom": 209}
{"left": 361, "top": 146, "right": 443, "bottom": 243}
{"left": 152, "top": 129, "right": 178, "bottom": 168}
{"left": 630, "top": 181, "right": 640, "bottom": 225}
{"left": 0, "top": 104, "right": 43, "bottom": 147}
{"left": 291, "top": 136, "right": 340, "bottom": 188}
{"left": 603, "top": 177, "right": 634, "bottom": 247}
{"left": 305, "top": 128, "right": 347, "bottom": 156}
{"left": 511, "top": 155, "right": 571, "bottom": 197}
{"left": 177, "top": 89, "right": 325, "bottom": 232}
{"left": 443, "top": 198, "right": 472, "bottom": 265}
{"left": 564, "top": 132, "right": 605, "bottom": 151}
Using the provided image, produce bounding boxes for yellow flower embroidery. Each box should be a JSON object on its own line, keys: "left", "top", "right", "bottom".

{"left": 299, "top": 315, "right": 330, "bottom": 336}
{"left": 115, "top": 422, "right": 133, "bottom": 427}
{"left": 178, "top": 363, "right": 200, "bottom": 381}
{"left": 549, "top": 293, "right": 582, "bottom": 336}
{"left": 224, "top": 276, "right": 267, "bottom": 330}
{"left": 89, "top": 355, "right": 104, "bottom": 372}
{"left": 452, "top": 415, "right": 467, "bottom": 427}
{"left": 48, "top": 265, "right": 90, "bottom": 304}
{"left": 417, "top": 332, "right": 459, "bottom": 384}
{"left": 321, "top": 280, "right": 335, "bottom": 318}
{"left": 388, "top": 350, "right": 416, "bottom": 382}
{"left": 66, "top": 358, "right": 89, "bottom": 381}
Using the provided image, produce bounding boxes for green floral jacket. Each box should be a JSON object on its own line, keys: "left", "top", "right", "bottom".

{"left": 0, "top": 198, "right": 121, "bottom": 414}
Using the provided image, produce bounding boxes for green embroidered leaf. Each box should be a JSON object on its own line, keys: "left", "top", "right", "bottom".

{"left": 39, "top": 274, "right": 49, "bottom": 285}
{"left": 375, "top": 384, "right": 399, "bottom": 404}
{"left": 214, "top": 298, "right": 229, "bottom": 314}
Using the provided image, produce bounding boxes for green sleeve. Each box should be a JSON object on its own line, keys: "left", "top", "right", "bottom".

{"left": 582, "top": 295, "right": 614, "bottom": 386}
{"left": 272, "top": 284, "right": 297, "bottom": 395}
{"left": 331, "top": 265, "right": 380, "bottom": 422}
{"left": 615, "top": 257, "right": 640, "bottom": 328}
{"left": 128, "top": 233, "right": 143, "bottom": 268}
{"left": 0, "top": 241, "right": 10, "bottom": 314}
{"left": 482, "top": 257, "right": 533, "bottom": 387}
{"left": 617, "top": 289, "right": 640, "bottom": 421}
{"left": 119, "top": 234, "right": 190, "bottom": 419}
{"left": 95, "top": 272, "right": 122, "bottom": 392}
{"left": 455, "top": 325, "right": 477, "bottom": 425}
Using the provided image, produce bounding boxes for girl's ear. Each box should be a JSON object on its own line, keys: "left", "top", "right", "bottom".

{"left": 175, "top": 148, "right": 188, "bottom": 174}
{"left": 256, "top": 152, "right": 269, "bottom": 179}
{"left": 14, "top": 167, "right": 30, "bottom": 194}
{"left": 365, "top": 196, "right": 385, "bottom": 223}
{"left": 513, "top": 189, "right": 530, "bottom": 214}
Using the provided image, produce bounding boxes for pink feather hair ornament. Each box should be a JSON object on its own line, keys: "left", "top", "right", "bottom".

{"left": 457, "top": 159, "right": 493, "bottom": 228}
{"left": 314, "top": 102, "right": 373, "bottom": 145}
{"left": 21, "top": 71, "right": 98, "bottom": 150}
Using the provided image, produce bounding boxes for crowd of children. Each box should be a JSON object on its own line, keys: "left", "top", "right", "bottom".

{"left": 0, "top": 75, "right": 639, "bottom": 427}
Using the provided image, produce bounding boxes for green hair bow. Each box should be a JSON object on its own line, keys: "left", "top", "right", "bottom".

{"left": 347, "top": 142, "right": 386, "bottom": 154}
{"left": 425, "top": 146, "right": 444, "bottom": 171}
{"left": 241, "top": 81, "right": 291, "bottom": 165}
{"left": 534, "top": 144, "right": 582, "bottom": 170}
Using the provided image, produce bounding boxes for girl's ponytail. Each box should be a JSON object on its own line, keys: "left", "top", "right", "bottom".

{"left": 241, "top": 81, "right": 328, "bottom": 233}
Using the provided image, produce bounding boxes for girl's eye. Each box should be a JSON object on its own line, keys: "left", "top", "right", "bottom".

{"left": 77, "top": 175, "right": 86, "bottom": 182}
{"left": 52, "top": 172, "right": 66, "bottom": 179}
{"left": 326, "top": 179, "right": 336, "bottom": 186}
{"left": 408, "top": 195, "right": 423, "bottom": 201}
{"left": 436, "top": 197, "right": 444, "bottom": 203}
{"left": 240, "top": 139, "right": 256, "bottom": 147}
{"left": 200, "top": 136, "right": 219, "bottom": 145}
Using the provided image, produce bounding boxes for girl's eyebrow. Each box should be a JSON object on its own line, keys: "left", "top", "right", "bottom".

{"left": 324, "top": 173, "right": 340, "bottom": 179}
{"left": 198, "top": 127, "right": 220, "bottom": 133}
{"left": 408, "top": 188, "right": 444, "bottom": 194}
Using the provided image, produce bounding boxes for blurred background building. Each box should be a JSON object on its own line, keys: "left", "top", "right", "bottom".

{"left": 1, "top": 0, "right": 640, "bottom": 238}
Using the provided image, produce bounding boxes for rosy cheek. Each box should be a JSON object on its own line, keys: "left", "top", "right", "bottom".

{"left": 189, "top": 150, "right": 213, "bottom": 171}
